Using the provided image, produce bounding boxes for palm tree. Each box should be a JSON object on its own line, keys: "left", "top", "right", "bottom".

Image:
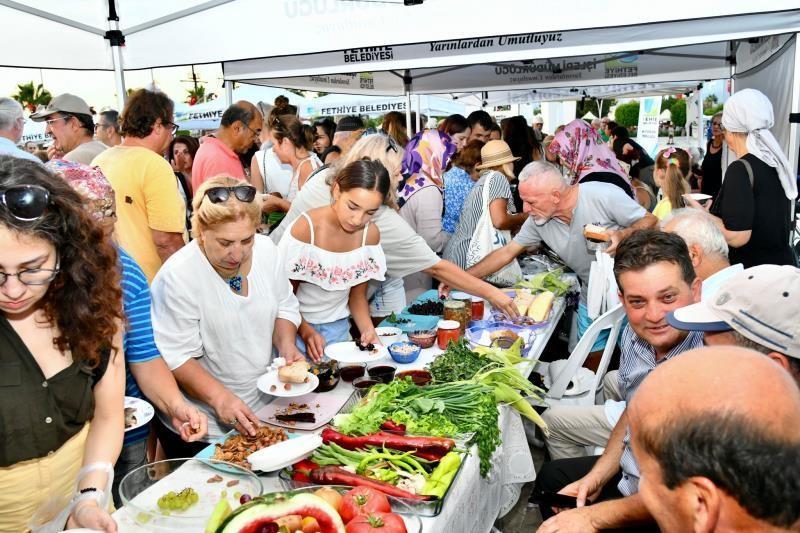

{"left": 12, "top": 82, "right": 52, "bottom": 113}
{"left": 186, "top": 85, "right": 217, "bottom": 106}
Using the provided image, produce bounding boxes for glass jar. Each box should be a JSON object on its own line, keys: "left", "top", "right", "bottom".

{"left": 437, "top": 320, "right": 461, "bottom": 350}
{"left": 443, "top": 299, "right": 468, "bottom": 334}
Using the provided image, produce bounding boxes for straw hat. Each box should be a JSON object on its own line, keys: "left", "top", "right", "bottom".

{"left": 475, "top": 140, "right": 520, "bottom": 175}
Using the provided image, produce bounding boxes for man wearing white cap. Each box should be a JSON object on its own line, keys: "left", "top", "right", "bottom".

{"left": 532, "top": 114, "right": 546, "bottom": 142}
{"left": 30, "top": 93, "right": 106, "bottom": 164}
{"left": 667, "top": 264, "right": 800, "bottom": 385}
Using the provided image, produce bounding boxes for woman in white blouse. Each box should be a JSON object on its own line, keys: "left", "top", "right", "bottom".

{"left": 279, "top": 159, "right": 390, "bottom": 359}
{"left": 150, "top": 176, "right": 304, "bottom": 454}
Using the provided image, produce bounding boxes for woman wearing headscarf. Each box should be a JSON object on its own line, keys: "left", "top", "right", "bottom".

{"left": 687, "top": 89, "right": 796, "bottom": 267}
{"left": 547, "top": 119, "right": 634, "bottom": 197}
{"left": 398, "top": 129, "right": 457, "bottom": 299}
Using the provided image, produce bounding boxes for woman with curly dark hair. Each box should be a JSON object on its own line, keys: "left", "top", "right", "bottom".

{"left": 0, "top": 156, "right": 125, "bottom": 532}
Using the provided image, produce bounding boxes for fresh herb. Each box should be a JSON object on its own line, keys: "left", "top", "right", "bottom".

{"left": 427, "top": 339, "right": 499, "bottom": 383}
{"left": 516, "top": 269, "right": 571, "bottom": 296}
{"left": 386, "top": 312, "right": 410, "bottom": 325}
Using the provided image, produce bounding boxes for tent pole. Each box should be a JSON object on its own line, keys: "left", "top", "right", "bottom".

{"left": 415, "top": 95, "right": 421, "bottom": 133}
{"left": 225, "top": 81, "right": 234, "bottom": 108}
{"left": 106, "top": 0, "right": 127, "bottom": 110}
{"left": 787, "top": 34, "right": 800, "bottom": 227}
{"left": 403, "top": 69, "right": 412, "bottom": 136}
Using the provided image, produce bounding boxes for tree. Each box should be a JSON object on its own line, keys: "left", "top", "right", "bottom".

{"left": 703, "top": 94, "right": 718, "bottom": 112}
{"left": 12, "top": 81, "right": 52, "bottom": 113}
{"left": 661, "top": 96, "right": 678, "bottom": 112}
{"left": 575, "top": 97, "right": 616, "bottom": 120}
{"left": 614, "top": 101, "right": 640, "bottom": 128}
{"left": 704, "top": 103, "right": 724, "bottom": 116}
{"left": 186, "top": 85, "right": 216, "bottom": 106}
{"left": 670, "top": 99, "right": 687, "bottom": 129}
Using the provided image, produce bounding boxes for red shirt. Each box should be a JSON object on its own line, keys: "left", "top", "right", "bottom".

{"left": 191, "top": 136, "right": 245, "bottom": 191}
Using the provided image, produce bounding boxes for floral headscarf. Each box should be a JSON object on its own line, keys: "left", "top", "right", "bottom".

{"left": 398, "top": 129, "right": 456, "bottom": 208}
{"left": 548, "top": 119, "right": 629, "bottom": 185}
{"left": 45, "top": 159, "right": 116, "bottom": 221}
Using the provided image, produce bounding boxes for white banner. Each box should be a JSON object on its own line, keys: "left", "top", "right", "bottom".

{"left": 637, "top": 96, "right": 662, "bottom": 158}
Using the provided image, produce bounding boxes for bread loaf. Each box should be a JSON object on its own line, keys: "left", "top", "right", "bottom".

{"left": 513, "top": 291, "right": 536, "bottom": 315}
{"left": 527, "top": 291, "right": 555, "bottom": 322}
{"left": 583, "top": 224, "right": 610, "bottom": 242}
{"left": 278, "top": 360, "right": 310, "bottom": 384}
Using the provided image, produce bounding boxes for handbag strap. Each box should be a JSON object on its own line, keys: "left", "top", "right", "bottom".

{"left": 481, "top": 172, "right": 495, "bottom": 212}
{"left": 738, "top": 157, "right": 754, "bottom": 189}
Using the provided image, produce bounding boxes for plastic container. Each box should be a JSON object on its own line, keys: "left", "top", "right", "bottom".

{"left": 437, "top": 319, "right": 460, "bottom": 350}
{"left": 375, "top": 326, "right": 403, "bottom": 346}
{"left": 388, "top": 341, "right": 421, "bottom": 364}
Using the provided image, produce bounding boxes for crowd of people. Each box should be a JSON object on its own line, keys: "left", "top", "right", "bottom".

{"left": 0, "top": 84, "right": 798, "bottom": 533}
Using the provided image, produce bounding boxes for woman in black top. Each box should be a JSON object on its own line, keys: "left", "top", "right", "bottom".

{"left": 610, "top": 125, "right": 656, "bottom": 192}
{"left": 0, "top": 157, "right": 124, "bottom": 531}
{"left": 503, "top": 115, "right": 543, "bottom": 212}
{"left": 700, "top": 112, "right": 725, "bottom": 197}
{"left": 687, "top": 89, "right": 796, "bottom": 268}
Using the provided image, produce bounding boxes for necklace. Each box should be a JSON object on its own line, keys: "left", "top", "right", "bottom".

{"left": 228, "top": 274, "right": 243, "bottom": 293}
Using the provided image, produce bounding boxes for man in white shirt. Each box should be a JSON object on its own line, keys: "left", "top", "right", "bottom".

{"left": 0, "top": 98, "right": 42, "bottom": 164}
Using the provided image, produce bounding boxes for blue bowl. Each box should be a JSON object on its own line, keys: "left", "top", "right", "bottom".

{"left": 388, "top": 341, "right": 421, "bottom": 364}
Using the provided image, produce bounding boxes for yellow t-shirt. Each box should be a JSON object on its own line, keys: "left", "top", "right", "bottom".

{"left": 92, "top": 146, "right": 186, "bottom": 282}
{"left": 652, "top": 198, "right": 673, "bottom": 221}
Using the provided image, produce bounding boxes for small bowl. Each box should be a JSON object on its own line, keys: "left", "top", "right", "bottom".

{"left": 339, "top": 363, "right": 366, "bottom": 382}
{"left": 388, "top": 341, "right": 421, "bottom": 364}
{"left": 311, "top": 360, "right": 340, "bottom": 392}
{"left": 396, "top": 369, "right": 432, "bottom": 386}
{"left": 407, "top": 329, "right": 437, "bottom": 349}
{"left": 352, "top": 375, "right": 380, "bottom": 391}
{"left": 375, "top": 326, "right": 403, "bottom": 346}
{"left": 367, "top": 362, "right": 397, "bottom": 383}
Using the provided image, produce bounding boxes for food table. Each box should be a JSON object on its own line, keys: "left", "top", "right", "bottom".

{"left": 113, "top": 294, "right": 565, "bottom": 533}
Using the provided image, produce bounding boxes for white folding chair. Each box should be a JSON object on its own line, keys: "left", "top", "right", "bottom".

{"left": 539, "top": 303, "right": 625, "bottom": 408}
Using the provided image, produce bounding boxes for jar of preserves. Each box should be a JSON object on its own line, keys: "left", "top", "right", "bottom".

{"left": 437, "top": 320, "right": 461, "bottom": 350}
{"left": 443, "top": 299, "right": 468, "bottom": 334}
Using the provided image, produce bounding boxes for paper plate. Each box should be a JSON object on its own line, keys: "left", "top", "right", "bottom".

{"left": 257, "top": 369, "right": 319, "bottom": 397}
{"left": 248, "top": 433, "right": 323, "bottom": 472}
{"left": 324, "top": 341, "right": 388, "bottom": 363}
{"left": 124, "top": 396, "right": 154, "bottom": 433}
{"left": 684, "top": 192, "right": 712, "bottom": 201}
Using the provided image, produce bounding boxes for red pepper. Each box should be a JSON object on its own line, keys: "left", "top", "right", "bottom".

{"left": 310, "top": 466, "right": 431, "bottom": 501}
{"left": 291, "top": 458, "right": 319, "bottom": 482}
{"left": 322, "top": 428, "right": 454, "bottom": 459}
{"left": 292, "top": 471, "right": 310, "bottom": 483}
{"left": 380, "top": 420, "right": 406, "bottom": 433}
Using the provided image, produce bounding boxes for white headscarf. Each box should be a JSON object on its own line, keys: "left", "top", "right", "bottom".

{"left": 721, "top": 88, "right": 796, "bottom": 200}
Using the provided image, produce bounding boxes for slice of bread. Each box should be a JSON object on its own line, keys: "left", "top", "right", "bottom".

{"left": 278, "top": 360, "right": 310, "bottom": 384}
{"left": 584, "top": 224, "right": 610, "bottom": 242}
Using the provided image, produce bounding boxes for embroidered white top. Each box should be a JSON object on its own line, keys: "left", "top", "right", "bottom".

{"left": 278, "top": 212, "right": 387, "bottom": 324}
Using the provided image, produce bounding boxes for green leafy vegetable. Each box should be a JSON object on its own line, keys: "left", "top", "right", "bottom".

{"left": 516, "top": 269, "right": 571, "bottom": 296}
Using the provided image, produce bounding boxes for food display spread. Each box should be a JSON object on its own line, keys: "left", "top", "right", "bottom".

{"left": 213, "top": 427, "right": 289, "bottom": 470}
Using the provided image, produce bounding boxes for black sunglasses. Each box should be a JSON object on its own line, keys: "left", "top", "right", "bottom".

{"left": 0, "top": 184, "right": 50, "bottom": 221}
{"left": 205, "top": 185, "right": 257, "bottom": 204}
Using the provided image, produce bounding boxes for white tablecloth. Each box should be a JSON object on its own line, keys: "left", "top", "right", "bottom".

{"left": 113, "top": 302, "right": 565, "bottom": 533}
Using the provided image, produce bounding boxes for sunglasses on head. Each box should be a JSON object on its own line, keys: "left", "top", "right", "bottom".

{"left": 0, "top": 184, "right": 50, "bottom": 221}
{"left": 204, "top": 185, "right": 257, "bottom": 204}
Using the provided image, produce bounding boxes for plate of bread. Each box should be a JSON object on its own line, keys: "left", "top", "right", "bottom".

{"left": 257, "top": 360, "right": 319, "bottom": 397}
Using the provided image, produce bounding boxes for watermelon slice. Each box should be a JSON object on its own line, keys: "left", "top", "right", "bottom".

{"left": 217, "top": 493, "right": 345, "bottom": 533}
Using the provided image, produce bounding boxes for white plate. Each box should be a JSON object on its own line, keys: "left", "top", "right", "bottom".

{"left": 257, "top": 370, "right": 319, "bottom": 397}
{"left": 124, "top": 396, "right": 154, "bottom": 432}
{"left": 248, "top": 434, "right": 323, "bottom": 472}
{"left": 324, "top": 341, "right": 388, "bottom": 363}
{"left": 683, "top": 193, "right": 712, "bottom": 201}
{"left": 257, "top": 387, "right": 354, "bottom": 431}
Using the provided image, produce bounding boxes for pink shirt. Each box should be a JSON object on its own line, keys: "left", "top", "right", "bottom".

{"left": 191, "top": 136, "right": 245, "bottom": 191}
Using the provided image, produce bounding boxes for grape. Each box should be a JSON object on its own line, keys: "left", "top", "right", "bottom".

{"left": 239, "top": 493, "right": 252, "bottom": 504}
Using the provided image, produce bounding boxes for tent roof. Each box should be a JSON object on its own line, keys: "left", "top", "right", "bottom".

{"left": 1, "top": 1, "right": 799, "bottom": 71}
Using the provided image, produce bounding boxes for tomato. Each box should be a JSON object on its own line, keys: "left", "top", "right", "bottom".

{"left": 313, "top": 487, "right": 343, "bottom": 513}
{"left": 292, "top": 459, "right": 319, "bottom": 483}
{"left": 345, "top": 513, "right": 407, "bottom": 533}
{"left": 339, "top": 487, "right": 391, "bottom": 523}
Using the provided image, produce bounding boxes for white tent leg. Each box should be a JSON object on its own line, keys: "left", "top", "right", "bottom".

{"left": 405, "top": 91, "right": 412, "bottom": 135}
{"left": 226, "top": 81, "right": 234, "bottom": 108}
{"left": 108, "top": 18, "right": 127, "bottom": 110}
{"left": 788, "top": 34, "right": 800, "bottom": 229}
{"left": 415, "top": 94, "right": 421, "bottom": 132}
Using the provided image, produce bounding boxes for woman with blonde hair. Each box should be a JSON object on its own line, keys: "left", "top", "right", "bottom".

{"left": 150, "top": 176, "right": 303, "bottom": 456}
{"left": 652, "top": 146, "right": 691, "bottom": 220}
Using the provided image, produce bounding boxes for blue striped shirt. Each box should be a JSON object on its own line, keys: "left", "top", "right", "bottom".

{"left": 616, "top": 325, "right": 704, "bottom": 496}
{"left": 120, "top": 248, "right": 162, "bottom": 445}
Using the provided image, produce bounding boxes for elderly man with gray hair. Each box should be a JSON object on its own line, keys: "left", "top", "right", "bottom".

{"left": 661, "top": 208, "right": 743, "bottom": 298}
{"left": 0, "top": 97, "right": 41, "bottom": 163}
{"left": 467, "top": 160, "right": 657, "bottom": 353}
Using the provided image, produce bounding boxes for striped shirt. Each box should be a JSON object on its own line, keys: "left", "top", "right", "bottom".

{"left": 442, "top": 170, "right": 515, "bottom": 269}
{"left": 120, "top": 247, "right": 162, "bottom": 446}
{"left": 616, "top": 325, "right": 704, "bottom": 496}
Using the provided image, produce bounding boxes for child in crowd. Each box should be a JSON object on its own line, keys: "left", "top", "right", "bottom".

{"left": 652, "top": 146, "right": 691, "bottom": 220}
{"left": 279, "top": 159, "right": 390, "bottom": 356}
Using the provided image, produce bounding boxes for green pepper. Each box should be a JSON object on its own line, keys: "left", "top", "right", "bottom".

{"left": 420, "top": 452, "right": 462, "bottom": 498}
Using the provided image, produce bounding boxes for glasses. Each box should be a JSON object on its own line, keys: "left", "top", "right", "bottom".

{"left": 94, "top": 122, "right": 110, "bottom": 131}
{"left": 0, "top": 185, "right": 50, "bottom": 221}
{"left": 243, "top": 122, "right": 261, "bottom": 138}
{"left": 163, "top": 121, "right": 179, "bottom": 135}
{"left": 205, "top": 185, "right": 257, "bottom": 204}
{"left": 0, "top": 259, "right": 60, "bottom": 287}
{"left": 361, "top": 130, "right": 400, "bottom": 153}
{"left": 44, "top": 115, "right": 70, "bottom": 126}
